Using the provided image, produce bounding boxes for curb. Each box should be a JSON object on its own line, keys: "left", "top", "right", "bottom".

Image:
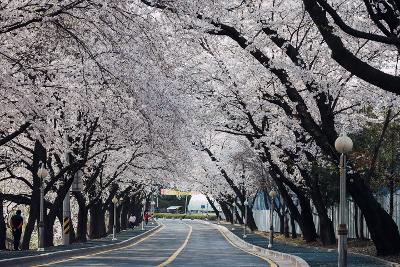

{"left": 217, "top": 225, "right": 309, "bottom": 267}
{"left": 199, "top": 220, "right": 309, "bottom": 267}
{"left": 0, "top": 224, "right": 162, "bottom": 267}
{"left": 253, "top": 231, "right": 400, "bottom": 267}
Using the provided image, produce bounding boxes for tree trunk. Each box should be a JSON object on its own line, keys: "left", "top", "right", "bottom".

{"left": 234, "top": 209, "right": 244, "bottom": 224}
{"left": 297, "top": 195, "right": 318, "bottom": 242}
{"left": 278, "top": 213, "right": 284, "bottom": 234}
{"left": 354, "top": 205, "right": 359, "bottom": 239}
{"left": 349, "top": 176, "right": 400, "bottom": 255}
{"left": 0, "top": 194, "right": 6, "bottom": 250}
{"left": 74, "top": 192, "right": 87, "bottom": 242}
{"left": 89, "top": 203, "right": 106, "bottom": 239}
{"left": 219, "top": 201, "right": 232, "bottom": 222}
{"left": 238, "top": 203, "right": 257, "bottom": 230}
{"left": 107, "top": 206, "right": 114, "bottom": 234}
{"left": 206, "top": 195, "right": 220, "bottom": 219}
{"left": 121, "top": 200, "right": 129, "bottom": 230}
{"left": 284, "top": 212, "right": 290, "bottom": 238}
{"left": 22, "top": 140, "right": 47, "bottom": 249}
{"left": 22, "top": 192, "right": 39, "bottom": 249}
{"left": 290, "top": 214, "right": 297, "bottom": 238}
{"left": 116, "top": 205, "right": 122, "bottom": 233}
{"left": 360, "top": 212, "right": 365, "bottom": 240}
{"left": 389, "top": 178, "right": 394, "bottom": 217}
{"left": 311, "top": 188, "right": 336, "bottom": 246}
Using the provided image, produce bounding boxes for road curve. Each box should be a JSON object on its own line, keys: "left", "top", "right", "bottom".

{"left": 33, "top": 220, "right": 272, "bottom": 267}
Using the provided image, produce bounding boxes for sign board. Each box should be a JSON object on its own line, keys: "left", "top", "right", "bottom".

{"left": 160, "top": 189, "right": 192, "bottom": 196}
{"left": 200, "top": 204, "right": 206, "bottom": 209}
{"left": 71, "top": 170, "right": 83, "bottom": 192}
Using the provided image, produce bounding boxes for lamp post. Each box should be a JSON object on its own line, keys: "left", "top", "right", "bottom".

{"left": 243, "top": 199, "right": 248, "bottom": 238}
{"left": 268, "top": 190, "right": 277, "bottom": 248}
{"left": 232, "top": 202, "right": 236, "bottom": 230}
{"left": 141, "top": 199, "right": 146, "bottom": 230}
{"left": 37, "top": 163, "right": 48, "bottom": 252}
{"left": 112, "top": 196, "right": 118, "bottom": 241}
{"left": 335, "top": 132, "right": 353, "bottom": 267}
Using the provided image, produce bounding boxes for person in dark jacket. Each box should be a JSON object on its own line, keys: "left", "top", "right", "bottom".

{"left": 10, "top": 210, "right": 23, "bottom": 250}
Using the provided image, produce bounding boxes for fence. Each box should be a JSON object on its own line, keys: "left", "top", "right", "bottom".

{"left": 251, "top": 190, "right": 400, "bottom": 239}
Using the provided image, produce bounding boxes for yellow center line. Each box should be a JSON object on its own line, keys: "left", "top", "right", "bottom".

{"left": 156, "top": 223, "right": 193, "bottom": 267}
{"left": 32, "top": 225, "right": 165, "bottom": 267}
{"left": 218, "top": 227, "right": 278, "bottom": 267}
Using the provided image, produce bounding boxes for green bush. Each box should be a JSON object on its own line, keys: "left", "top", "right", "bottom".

{"left": 153, "top": 213, "right": 217, "bottom": 220}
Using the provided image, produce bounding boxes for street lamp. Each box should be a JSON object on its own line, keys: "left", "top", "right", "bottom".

{"left": 37, "top": 163, "right": 48, "bottom": 252}
{"left": 335, "top": 132, "right": 353, "bottom": 267}
{"left": 141, "top": 199, "right": 146, "bottom": 230}
{"left": 112, "top": 196, "right": 118, "bottom": 240}
{"left": 243, "top": 199, "right": 248, "bottom": 238}
{"left": 268, "top": 190, "right": 277, "bottom": 248}
{"left": 232, "top": 202, "right": 236, "bottom": 230}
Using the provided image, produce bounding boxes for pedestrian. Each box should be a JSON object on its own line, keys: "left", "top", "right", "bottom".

{"left": 128, "top": 214, "right": 136, "bottom": 229}
{"left": 144, "top": 211, "right": 150, "bottom": 225}
{"left": 10, "top": 210, "right": 23, "bottom": 250}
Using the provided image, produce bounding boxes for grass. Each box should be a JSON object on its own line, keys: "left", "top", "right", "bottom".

{"left": 153, "top": 213, "right": 217, "bottom": 220}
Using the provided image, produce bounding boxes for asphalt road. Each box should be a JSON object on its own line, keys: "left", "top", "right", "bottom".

{"left": 32, "top": 220, "right": 271, "bottom": 267}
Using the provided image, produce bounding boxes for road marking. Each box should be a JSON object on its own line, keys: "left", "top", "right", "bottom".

{"left": 218, "top": 228, "right": 278, "bottom": 267}
{"left": 32, "top": 225, "right": 165, "bottom": 267}
{"left": 156, "top": 223, "right": 193, "bottom": 267}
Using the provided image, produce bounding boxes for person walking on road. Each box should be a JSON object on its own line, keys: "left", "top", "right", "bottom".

{"left": 129, "top": 214, "right": 136, "bottom": 229}
{"left": 144, "top": 211, "right": 150, "bottom": 225}
{"left": 10, "top": 210, "right": 23, "bottom": 250}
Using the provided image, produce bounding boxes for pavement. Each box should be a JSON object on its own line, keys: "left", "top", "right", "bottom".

{"left": 219, "top": 222, "right": 395, "bottom": 267}
{"left": 0, "top": 219, "right": 277, "bottom": 267}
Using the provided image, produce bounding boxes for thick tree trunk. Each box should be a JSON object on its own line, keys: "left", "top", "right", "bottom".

{"left": 234, "top": 209, "right": 244, "bottom": 224}
{"left": 206, "top": 195, "right": 220, "bottom": 219}
{"left": 22, "top": 192, "right": 39, "bottom": 249}
{"left": 238, "top": 203, "right": 257, "bottom": 230}
{"left": 0, "top": 194, "right": 6, "bottom": 250}
{"left": 74, "top": 193, "right": 87, "bottom": 242}
{"left": 219, "top": 201, "right": 232, "bottom": 222}
{"left": 116, "top": 205, "right": 122, "bottom": 233}
{"left": 311, "top": 189, "right": 336, "bottom": 246}
{"left": 22, "top": 140, "right": 47, "bottom": 249}
{"left": 121, "top": 201, "right": 129, "bottom": 230}
{"left": 297, "top": 195, "right": 318, "bottom": 242}
{"left": 389, "top": 179, "right": 394, "bottom": 217}
{"left": 349, "top": 176, "right": 400, "bottom": 255}
{"left": 290, "top": 214, "right": 298, "bottom": 238}
{"left": 284, "top": 213, "right": 290, "bottom": 238}
{"left": 354, "top": 205, "right": 359, "bottom": 239}
{"left": 89, "top": 203, "right": 106, "bottom": 239}
{"left": 107, "top": 206, "right": 114, "bottom": 234}
{"left": 360, "top": 212, "right": 365, "bottom": 240}
{"left": 269, "top": 171, "right": 317, "bottom": 242}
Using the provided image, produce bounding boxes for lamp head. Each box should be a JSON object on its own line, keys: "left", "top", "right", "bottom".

{"left": 269, "top": 190, "right": 277, "bottom": 198}
{"left": 37, "top": 164, "right": 48, "bottom": 179}
{"left": 112, "top": 196, "right": 118, "bottom": 204}
{"left": 244, "top": 200, "right": 249, "bottom": 206}
{"left": 335, "top": 132, "right": 353, "bottom": 154}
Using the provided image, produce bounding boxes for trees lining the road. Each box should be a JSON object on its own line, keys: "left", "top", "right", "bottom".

{"left": 1, "top": 0, "right": 400, "bottom": 257}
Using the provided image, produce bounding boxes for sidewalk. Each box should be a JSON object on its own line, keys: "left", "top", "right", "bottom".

{"left": 218, "top": 222, "right": 395, "bottom": 267}
{"left": 0, "top": 221, "right": 158, "bottom": 263}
